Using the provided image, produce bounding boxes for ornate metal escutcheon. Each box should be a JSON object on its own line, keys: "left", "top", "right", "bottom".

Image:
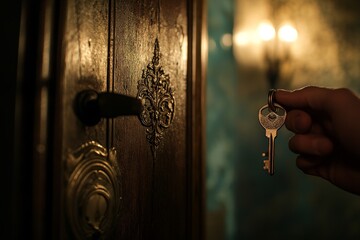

{"left": 66, "top": 141, "right": 121, "bottom": 240}
{"left": 137, "top": 38, "right": 175, "bottom": 157}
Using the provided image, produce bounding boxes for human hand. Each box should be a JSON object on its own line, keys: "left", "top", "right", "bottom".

{"left": 275, "top": 86, "right": 360, "bottom": 195}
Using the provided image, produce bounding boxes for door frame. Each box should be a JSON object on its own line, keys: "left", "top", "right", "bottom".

{"left": 186, "top": 0, "right": 207, "bottom": 239}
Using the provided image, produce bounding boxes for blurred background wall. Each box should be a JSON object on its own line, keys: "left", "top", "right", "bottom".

{"left": 206, "top": 0, "right": 360, "bottom": 239}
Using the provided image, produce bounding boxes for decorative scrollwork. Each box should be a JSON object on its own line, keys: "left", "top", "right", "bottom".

{"left": 137, "top": 39, "right": 175, "bottom": 157}
{"left": 66, "top": 141, "right": 121, "bottom": 240}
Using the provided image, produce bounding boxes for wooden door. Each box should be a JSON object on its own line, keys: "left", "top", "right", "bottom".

{"left": 47, "top": 0, "right": 205, "bottom": 239}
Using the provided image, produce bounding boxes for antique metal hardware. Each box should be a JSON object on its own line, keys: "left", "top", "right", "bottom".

{"left": 66, "top": 141, "right": 121, "bottom": 239}
{"left": 137, "top": 39, "right": 175, "bottom": 158}
{"left": 74, "top": 90, "right": 143, "bottom": 126}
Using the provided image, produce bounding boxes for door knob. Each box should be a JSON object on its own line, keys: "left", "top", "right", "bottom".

{"left": 74, "top": 90, "right": 143, "bottom": 126}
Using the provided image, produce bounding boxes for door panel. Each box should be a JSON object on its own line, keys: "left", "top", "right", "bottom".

{"left": 60, "top": 0, "right": 111, "bottom": 239}
{"left": 61, "top": 0, "right": 109, "bottom": 148}
{"left": 113, "top": 1, "right": 187, "bottom": 238}
{"left": 55, "top": 0, "right": 204, "bottom": 239}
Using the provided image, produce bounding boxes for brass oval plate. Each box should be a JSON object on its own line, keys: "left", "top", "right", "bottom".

{"left": 66, "top": 141, "right": 121, "bottom": 239}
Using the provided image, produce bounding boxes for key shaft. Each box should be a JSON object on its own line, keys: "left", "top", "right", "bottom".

{"left": 264, "top": 129, "right": 277, "bottom": 175}
{"left": 259, "top": 104, "right": 286, "bottom": 176}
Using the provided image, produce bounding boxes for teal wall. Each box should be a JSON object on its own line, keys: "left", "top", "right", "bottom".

{"left": 206, "top": 0, "right": 360, "bottom": 239}
{"left": 206, "top": 0, "right": 239, "bottom": 238}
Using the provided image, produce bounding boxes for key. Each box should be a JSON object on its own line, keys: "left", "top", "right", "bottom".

{"left": 258, "top": 103, "right": 286, "bottom": 175}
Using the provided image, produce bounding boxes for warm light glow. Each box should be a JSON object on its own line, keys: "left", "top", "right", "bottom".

{"left": 257, "top": 21, "right": 275, "bottom": 41}
{"left": 278, "top": 24, "right": 298, "bottom": 42}
{"left": 234, "top": 31, "right": 250, "bottom": 46}
{"left": 182, "top": 37, "right": 188, "bottom": 61}
{"left": 221, "top": 33, "right": 233, "bottom": 48}
{"left": 208, "top": 38, "right": 217, "bottom": 52}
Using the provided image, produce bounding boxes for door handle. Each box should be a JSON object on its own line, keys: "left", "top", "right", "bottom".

{"left": 74, "top": 90, "right": 143, "bottom": 126}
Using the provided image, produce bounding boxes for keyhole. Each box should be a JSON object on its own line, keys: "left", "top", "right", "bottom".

{"left": 85, "top": 193, "right": 108, "bottom": 231}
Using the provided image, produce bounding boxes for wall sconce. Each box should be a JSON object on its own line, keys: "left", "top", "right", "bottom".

{"left": 234, "top": 20, "right": 298, "bottom": 89}
{"left": 258, "top": 21, "right": 298, "bottom": 88}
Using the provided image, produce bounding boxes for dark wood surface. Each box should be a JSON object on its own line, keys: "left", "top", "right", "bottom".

{"left": 112, "top": 1, "right": 187, "bottom": 238}
{"left": 10, "top": 0, "right": 205, "bottom": 239}
{"left": 56, "top": 0, "right": 205, "bottom": 239}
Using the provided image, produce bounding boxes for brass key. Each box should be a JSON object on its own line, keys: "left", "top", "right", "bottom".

{"left": 258, "top": 103, "right": 286, "bottom": 175}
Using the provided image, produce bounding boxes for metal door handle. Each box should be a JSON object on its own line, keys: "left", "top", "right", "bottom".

{"left": 74, "top": 90, "right": 143, "bottom": 126}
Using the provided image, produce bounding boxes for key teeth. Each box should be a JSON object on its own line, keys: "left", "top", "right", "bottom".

{"left": 262, "top": 153, "right": 272, "bottom": 174}
{"left": 263, "top": 160, "right": 270, "bottom": 170}
{"left": 264, "top": 160, "right": 274, "bottom": 175}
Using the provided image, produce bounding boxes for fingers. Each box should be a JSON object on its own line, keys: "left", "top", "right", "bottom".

{"left": 296, "top": 155, "right": 360, "bottom": 195}
{"left": 295, "top": 156, "right": 333, "bottom": 184}
{"left": 296, "top": 155, "right": 324, "bottom": 173}
{"left": 289, "top": 134, "right": 333, "bottom": 156}
{"left": 275, "top": 86, "right": 334, "bottom": 111}
{"left": 285, "top": 110, "right": 312, "bottom": 133}
{"left": 285, "top": 109, "right": 326, "bottom": 134}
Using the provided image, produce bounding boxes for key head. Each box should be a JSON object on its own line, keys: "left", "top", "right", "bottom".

{"left": 258, "top": 104, "right": 286, "bottom": 130}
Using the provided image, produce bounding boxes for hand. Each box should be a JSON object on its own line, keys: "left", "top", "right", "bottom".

{"left": 275, "top": 86, "right": 360, "bottom": 195}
